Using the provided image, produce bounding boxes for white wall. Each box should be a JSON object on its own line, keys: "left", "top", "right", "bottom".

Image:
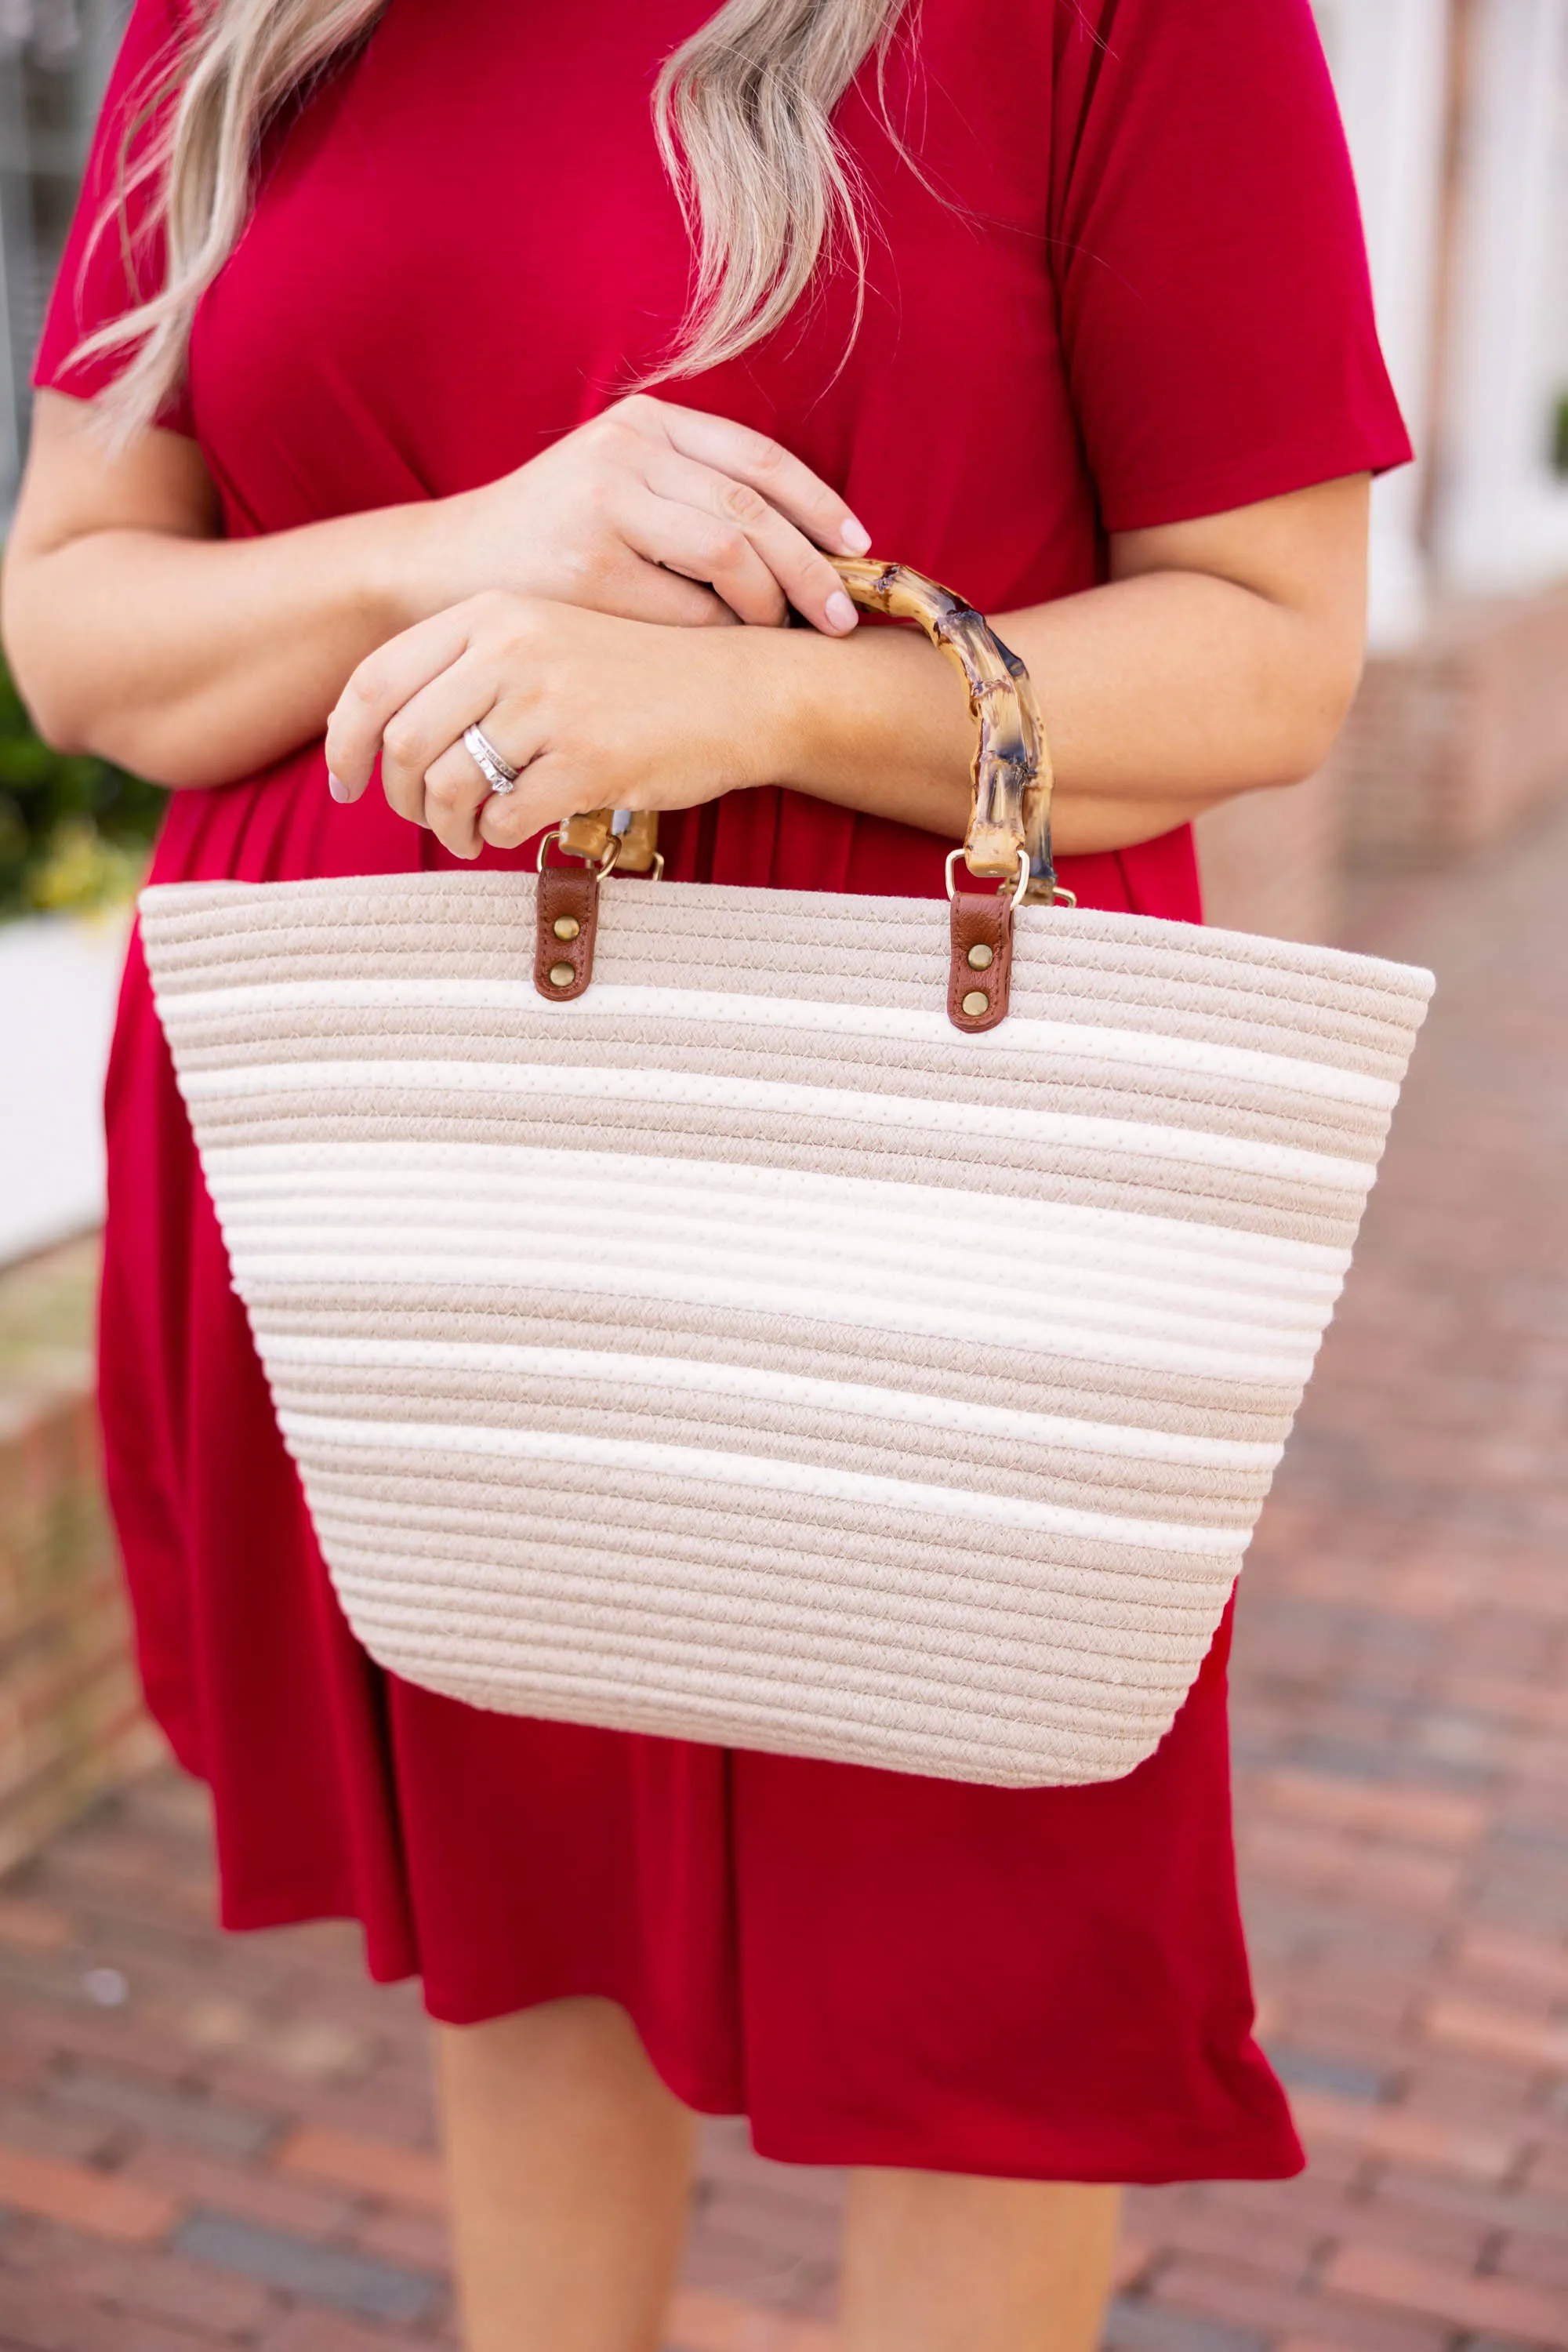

{"left": 1316, "top": 0, "right": 1453, "bottom": 645}
{"left": 0, "top": 912, "right": 127, "bottom": 1264}
{"left": 1438, "top": 0, "right": 1568, "bottom": 593}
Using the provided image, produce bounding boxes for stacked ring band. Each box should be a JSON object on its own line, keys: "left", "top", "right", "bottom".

{"left": 463, "top": 722, "right": 520, "bottom": 795}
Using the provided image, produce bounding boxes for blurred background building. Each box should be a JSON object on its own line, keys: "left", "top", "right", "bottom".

{"left": 1208, "top": 0, "right": 1568, "bottom": 934}
{"left": 1327, "top": 0, "right": 1568, "bottom": 632}
{"left": 0, "top": 0, "right": 122, "bottom": 515}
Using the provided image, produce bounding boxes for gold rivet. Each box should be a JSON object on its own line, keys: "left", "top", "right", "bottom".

{"left": 961, "top": 989, "right": 989, "bottom": 1018}
{"left": 548, "top": 961, "right": 576, "bottom": 988}
{"left": 552, "top": 915, "right": 580, "bottom": 942}
{"left": 966, "top": 942, "right": 994, "bottom": 971}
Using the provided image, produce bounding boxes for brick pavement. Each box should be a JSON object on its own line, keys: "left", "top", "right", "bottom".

{"left": 1, "top": 804, "right": 1566, "bottom": 2352}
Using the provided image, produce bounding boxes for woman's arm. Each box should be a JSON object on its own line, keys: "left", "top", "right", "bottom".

{"left": 0, "top": 391, "right": 872, "bottom": 786}
{"left": 790, "top": 473, "right": 1372, "bottom": 854}
{"left": 327, "top": 474, "right": 1370, "bottom": 861}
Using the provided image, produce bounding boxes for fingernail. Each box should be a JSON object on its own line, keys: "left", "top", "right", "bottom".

{"left": 825, "top": 590, "right": 858, "bottom": 633}
{"left": 328, "top": 771, "right": 351, "bottom": 802}
{"left": 840, "top": 516, "right": 872, "bottom": 554}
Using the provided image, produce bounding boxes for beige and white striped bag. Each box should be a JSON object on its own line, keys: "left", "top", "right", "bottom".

{"left": 140, "top": 560, "right": 1433, "bottom": 1788}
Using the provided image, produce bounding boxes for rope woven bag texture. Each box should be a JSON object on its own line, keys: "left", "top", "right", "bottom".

{"left": 140, "top": 560, "right": 1435, "bottom": 1786}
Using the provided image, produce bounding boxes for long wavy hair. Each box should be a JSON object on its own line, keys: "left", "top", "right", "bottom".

{"left": 72, "top": 0, "right": 914, "bottom": 435}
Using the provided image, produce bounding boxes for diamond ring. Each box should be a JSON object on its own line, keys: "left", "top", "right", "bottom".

{"left": 463, "top": 722, "right": 520, "bottom": 796}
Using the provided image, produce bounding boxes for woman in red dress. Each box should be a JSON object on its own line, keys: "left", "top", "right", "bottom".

{"left": 5, "top": 0, "right": 1407, "bottom": 2341}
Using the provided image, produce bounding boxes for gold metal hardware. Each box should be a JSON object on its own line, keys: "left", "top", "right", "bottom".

{"left": 966, "top": 942, "right": 994, "bottom": 971}
{"left": 537, "top": 827, "right": 620, "bottom": 880}
{"left": 547, "top": 961, "right": 575, "bottom": 989}
{"left": 961, "top": 990, "right": 990, "bottom": 1018}
{"left": 946, "top": 847, "right": 1029, "bottom": 911}
{"left": 552, "top": 915, "right": 581, "bottom": 941}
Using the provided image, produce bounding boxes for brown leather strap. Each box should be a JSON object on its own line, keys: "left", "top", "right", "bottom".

{"left": 948, "top": 889, "right": 1014, "bottom": 1034}
{"left": 535, "top": 862, "right": 601, "bottom": 1002}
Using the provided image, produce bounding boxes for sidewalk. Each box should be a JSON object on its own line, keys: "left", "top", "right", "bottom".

{"left": 1, "top": 806, "right": 1566, "bottom": 2352}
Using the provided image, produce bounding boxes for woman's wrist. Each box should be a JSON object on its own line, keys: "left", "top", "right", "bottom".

{"left": 359, "top": 492, "right": 477, "bottom": 632}
{"left": 740, "top": 617, "right": 975, "bottom": 832}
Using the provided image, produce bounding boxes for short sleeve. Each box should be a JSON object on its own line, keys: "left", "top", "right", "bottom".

{"left": 1049, "top": 0, "right": 1411, "bottom": 532}
{"left": 34, "top": 0, "right": 194, "bottom": 433}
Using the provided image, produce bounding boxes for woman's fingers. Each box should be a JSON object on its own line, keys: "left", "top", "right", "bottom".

{"left": 420, "top": 733, "right": 517, "bottom": 859}
{"left": 641, "top": 448, "right": 858, "bottom": 634}
{"left": 474, "top": 750, "right": 574, "bottom": 854}
{"left": 426, "top": 697, "right": 548, "bottom": 858}
{"left": 619, "top": 484, "right": 789, "bottom": 628}
{"left": 376, "top": 656, "right": 518, "bottom": 850}
{"left": 599, "top": 561, "right": 739, "bottom": 629}
{"left": 638, "top": 398, "right": 871, "bottom": 560}
{"left": 327, "top": 604, "right": 491, "bottom": 798}
{"left": 328, "top": 594, "right": 560, "bottom": 854}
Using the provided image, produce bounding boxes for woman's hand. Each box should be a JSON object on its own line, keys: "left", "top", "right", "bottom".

{"left": 325, "top": 476, "right": 1376, "bottom": 865}
{"left": 9, "top": 372, "right": 1366, "bottom": 855}
{"left": 5, "top": 390, "right": 866, "bottom": 789}
{"left": 402, "top": 394, "right": 869, "bottom": 637}
{"left": 325, "top": 593, "right": 792, "bottom": 856}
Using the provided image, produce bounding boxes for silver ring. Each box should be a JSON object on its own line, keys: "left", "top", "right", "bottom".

{"left": 463, "top": 722, "right": 520, "bottom": 796}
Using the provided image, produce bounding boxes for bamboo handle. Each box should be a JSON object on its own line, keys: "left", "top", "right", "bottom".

{"left": 828, "top": 556, "right": 1056, "bottom": 901}
{"left": 557, "top": 806, "right": 662, "bottom": 873}
{"left": 557, "top": 555, "right": 1058, "bottom": 902}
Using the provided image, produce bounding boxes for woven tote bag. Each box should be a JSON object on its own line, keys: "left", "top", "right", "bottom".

{"left": 140, "top": 558, "right": 1433, "bottom": 1788}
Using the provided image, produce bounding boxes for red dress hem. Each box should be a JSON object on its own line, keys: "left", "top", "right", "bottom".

{"left": 205, "top": 1840, "right": 1307, "bottom": 2186}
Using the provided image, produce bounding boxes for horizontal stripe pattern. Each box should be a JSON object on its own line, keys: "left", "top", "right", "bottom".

{"left": 166, "top": 1015, "right": 1392, "bottom": 1163}
{"left": 278, "top": 1410, "right": 1252, "bottom": 1554}
{"left": 185, "top": 1100, "right": 1371, "bottom": 1247}
{"left": 202, "top": 1140, "right": 1352, "bottom": 1277}
{"left": 256, "top": 1334, "right": 1287, "bottom": 1470}
{"left": 159, "top": 978, "right": 1404, "bottom": 1109}
{"left": 176, "top": 1058, "right": 1383, "bottom": 1192}
{"left": 218, "top": 1189, "right": 1342, "bottom": 1323}
{"left": 292, "top": 1447, "right": 1243, "bottom": 1780}
{"left": 140, "top": 870, "right": 1432, "bottom": 1787}
{"left": 272, "top": 1367, "right": 1270, "bottom": 1529}
{"left": 250, "top": 1287, "right": 1305, "bottom": 1449}
{"left": 216, "top": 1152, "right": 1342, "bottom": 1370}
{"left": 234, "top": 1243, "right": 1324, "bottom": 1385}
{"left": 143, "top": 875, "right": 1435, "bottom": 1072}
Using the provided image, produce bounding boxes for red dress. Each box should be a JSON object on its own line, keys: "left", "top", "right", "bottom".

{"left": 40, "top": 0, "right": 1408, "bottom": 2180}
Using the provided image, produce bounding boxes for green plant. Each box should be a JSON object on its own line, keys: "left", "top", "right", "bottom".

{"left": 1552, "top": 390, "right": 1568, "bottom": 480}
{"left": 0, "top": 648, "right": 165, "bottom": 919}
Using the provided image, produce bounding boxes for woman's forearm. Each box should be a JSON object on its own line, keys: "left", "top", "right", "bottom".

{"left": 5, "top": 506, "right": 438, "bottom": 788}
{"left": 2, "top": 389, "right": 877, "bottom": 787}
{"left": 11, "top": 390, "right": 1364, "bottom": 855}
{"left": 745, "top": 475, "right": 1370, "bottom": 857}
{"left": 325, "top": 479, "right": 1370, "bottom": 866}
{"left": 765, "top": 564, "right": 1363, "bottom": 858}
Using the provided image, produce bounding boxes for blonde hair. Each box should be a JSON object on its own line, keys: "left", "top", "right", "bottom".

{"left": 74, "top": 0, "right": 913, "bottom": 434}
